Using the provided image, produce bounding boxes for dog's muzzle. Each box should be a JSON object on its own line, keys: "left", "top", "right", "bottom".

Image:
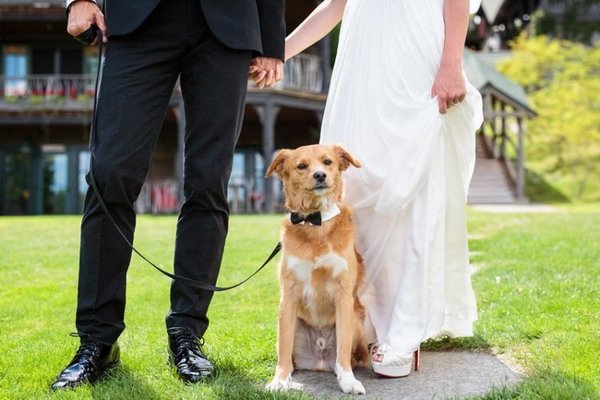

{"left": 313, "top": 170, "right": 328, "bottom": 190}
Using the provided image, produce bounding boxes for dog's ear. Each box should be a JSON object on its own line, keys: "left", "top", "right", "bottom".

{"left": 265, "top": 149, "right": 290, "bottom": 178}
{"left": 334, "top": 144, "right": 361, "bottom": 171}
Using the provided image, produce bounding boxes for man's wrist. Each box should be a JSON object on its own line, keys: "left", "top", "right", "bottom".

{"left": 66, "top": 0, "right": 96, "bottom": 11}
{"left": 66, "top": 0, "right": 97, "bottom": 19}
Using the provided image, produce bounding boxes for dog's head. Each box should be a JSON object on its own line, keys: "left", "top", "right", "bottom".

{"left": 265, "top": 144, "right": 361, "bottom": 213}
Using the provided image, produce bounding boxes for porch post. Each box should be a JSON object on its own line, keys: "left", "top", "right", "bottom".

{"left": 499, "top": 103, "right": 507, "bottom": 160}
{"left": 483, "top": 92, "right": 493, "bottom": 120}
{"left": 243, "top": 148, "right": 256, "bottom": 213}
{"left": 492, "top": 98, "right": 501, "bottom": 158}
{"left": 318, "top": 35, "right": 332, "bottom": 93}
{"left": 255, "top": 103, "right": 281, "bottom": 213}
{"left": 67, "top": 146, "right": 79, "bottom": 214}
{"left": 173, "top": 99, "right": 185, "bottom": 205}
{"left": 30, "top": 144, "right": 43, "bottom": 215}
{"left": 516, "top": 116, "right": 526, "bottom": 201}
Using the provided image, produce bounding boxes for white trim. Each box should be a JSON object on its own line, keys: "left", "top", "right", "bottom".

{"left": 320, "top": 203, "right": 341, "bottom": 223}
{"left": 66, "top": 0, "right": 97, "bottom": 9}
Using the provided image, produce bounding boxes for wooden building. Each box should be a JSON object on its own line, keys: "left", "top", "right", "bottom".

{"left": 1, "top": 0, "right": 539, "bottom": 215}
{"left": 0, "top": 0, "right": 328, "bottom": 215}
{"left": 469, "top": 0, "right": 600, "bottom": 50}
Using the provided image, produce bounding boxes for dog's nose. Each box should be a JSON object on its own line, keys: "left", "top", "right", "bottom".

{"left": 313, "top": 171, "right": 327, "bottom": 182}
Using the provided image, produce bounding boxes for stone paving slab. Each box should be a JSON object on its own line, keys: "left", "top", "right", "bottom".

{"left": 291, "top": 351, "right": 523, "bottom": 400}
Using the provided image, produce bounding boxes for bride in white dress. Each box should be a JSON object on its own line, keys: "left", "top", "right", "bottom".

{"left": 269, "top": 0, "right": 483, "bottom": 380}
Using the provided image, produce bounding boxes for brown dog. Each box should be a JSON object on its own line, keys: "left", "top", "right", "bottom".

{"left": 265, "top": 144, "right": 369, "bottom": 395}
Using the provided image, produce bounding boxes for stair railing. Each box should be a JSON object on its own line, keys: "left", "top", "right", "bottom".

{"left": 481, "top": 93, "right": 526, "bottom": 200}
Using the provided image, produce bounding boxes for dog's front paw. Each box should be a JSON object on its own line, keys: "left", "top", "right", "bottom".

{"left": 266, "top": 376, "right": 293, "bottom": 392}
{"left": 337, "top": 371, "right": 366, "bottom": 395}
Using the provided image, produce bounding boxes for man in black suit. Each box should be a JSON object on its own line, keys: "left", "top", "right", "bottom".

{"left": 51, "top": 0, "right": 284, "bottom": 390}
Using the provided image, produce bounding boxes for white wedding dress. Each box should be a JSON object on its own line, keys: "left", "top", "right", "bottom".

{"left": 320, "top": 0, "right": 483, "bottom": 354}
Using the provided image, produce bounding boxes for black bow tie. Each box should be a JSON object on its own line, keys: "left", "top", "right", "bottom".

{"left": 290, "top": 211, "right": 322, "bottom": 226}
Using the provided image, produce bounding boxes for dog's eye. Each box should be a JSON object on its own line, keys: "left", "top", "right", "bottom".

{"left": 323, "top": 159, "right": 333, "bottom": 166}
{"left": 297, "top": 163, "right": 307, "bottom": 170}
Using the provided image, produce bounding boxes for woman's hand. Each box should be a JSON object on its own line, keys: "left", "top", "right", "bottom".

{"left": 248, "top": 57, "right": 284, "bottom": 89}
{"left": 433, "top": 0, "right": 470, "bottom": 114}
{"left": 431, "top": 60, "right": 466, "bottom": 114}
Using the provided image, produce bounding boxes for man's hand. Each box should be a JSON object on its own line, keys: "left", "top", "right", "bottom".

{"left": 67, "top": 0, "right": 107, "bottom": 44}
{"left": 249, "top": 57, "right": 284, "bottom": 89}
{"left": 431, "top": 61, "right": 466, "bottom": 114}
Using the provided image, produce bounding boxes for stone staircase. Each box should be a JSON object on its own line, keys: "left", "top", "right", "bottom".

{"left": 467, "top": 134, "right": 517, "bottom": 204}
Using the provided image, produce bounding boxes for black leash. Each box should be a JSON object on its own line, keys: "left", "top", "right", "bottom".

{"left": 82, "top": 26, "right": 281, "bottom": 292}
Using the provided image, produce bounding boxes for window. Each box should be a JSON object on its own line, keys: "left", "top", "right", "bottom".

{"left": 3, "top": 46, "right": 28, "bottom": 97}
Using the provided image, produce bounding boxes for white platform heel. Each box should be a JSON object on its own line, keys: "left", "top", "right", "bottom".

{"left": 371, "top": 344, "right": 420, "bottom": 378}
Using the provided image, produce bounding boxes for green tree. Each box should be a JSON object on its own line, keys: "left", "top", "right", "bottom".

{"left": 499, "top": 35, "right": 600, "bottom": 200}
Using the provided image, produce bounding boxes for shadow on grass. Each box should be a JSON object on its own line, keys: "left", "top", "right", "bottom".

{"left": 466, "top": 368, "right": 599, "bottom": 400}
{"left": 90, "top": 365, "right": 160, "bottom": 400}
{"left": 525, "top": 169, "right": 571, "bottom": 204}
{"left": 421, "top": 333, "right": 492, "bottom": 352}
{"left": 203, "top": 359, "right": 312, "bottom": 400}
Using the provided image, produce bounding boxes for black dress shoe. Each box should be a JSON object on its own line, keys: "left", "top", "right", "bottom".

{"left": 51, "top": 337, "right": 120, "bottom": 391}
{"left": 167, "top": 327, "right": 214, "bottom": 383}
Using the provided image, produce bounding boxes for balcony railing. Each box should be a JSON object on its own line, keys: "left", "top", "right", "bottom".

{"left": 246, "top": 53, "right": 324, "bottom": 93}
{"left": 277, "top": 53, "right": 323, "bottom": 93}
{"left": 0, "top": 74, "right": 97, "bottom": 109}
{"left": 0, "top": 54, "right": 324, "bottom": 112}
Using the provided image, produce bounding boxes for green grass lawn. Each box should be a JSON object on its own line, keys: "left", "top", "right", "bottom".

{"left": 0, "top": 206, "right": 598, "bottom": 399}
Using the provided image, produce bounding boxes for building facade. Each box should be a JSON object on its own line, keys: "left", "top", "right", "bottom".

{"left": 468, "top": 0, "right": 600, "bottom": 51}
{"left": 2, "top": 0, "right": 550, "bottom": 215}
{"left": 0, "top": 0, "right": 329, "bottom": 215}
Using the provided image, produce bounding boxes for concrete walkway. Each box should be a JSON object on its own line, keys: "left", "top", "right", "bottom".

{"left": 291, "top": 351, "right": 523, "bottom": 399}
{"left": 469, "top": 204, "right": 559, "bottom": 213}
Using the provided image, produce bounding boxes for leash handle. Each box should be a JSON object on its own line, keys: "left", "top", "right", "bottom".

{"left": 86, "top": 27, "right": 280, "bottom": 292}
{"left": 74, "top": 25, "right": 99, "bottom": 45}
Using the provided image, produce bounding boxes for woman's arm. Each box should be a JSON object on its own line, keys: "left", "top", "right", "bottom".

{"left": 431, "top": 0, "right": 470, "bottom": 114}
{"left": 284, "top": 0, "right": 347, "bottom": 61}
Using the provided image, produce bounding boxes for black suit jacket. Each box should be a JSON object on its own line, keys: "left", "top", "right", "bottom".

{"left": 104, "top": 0, "right": 285, "bottom": 60}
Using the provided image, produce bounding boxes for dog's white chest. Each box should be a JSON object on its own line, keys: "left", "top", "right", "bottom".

{"left": 314, "top": 252, "right": 348, "bottom": 277}
{"left": 287, "top": 253, "right": 348, "bottom": 282}
{"left": 287, "top": 253, "right": 348, "bottom": 327}
{"left": 287, "top": 253, "right": 348, "bottom": 301}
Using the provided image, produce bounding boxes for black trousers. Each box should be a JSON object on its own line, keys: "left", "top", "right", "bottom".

{"left": 76, "top": 0, "right": 251, "bottom": 344}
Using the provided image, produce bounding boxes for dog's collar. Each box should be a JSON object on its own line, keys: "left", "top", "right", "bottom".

{"left": 290, "top": 204, "right": 341, "bottom": 226}
{"left": 320, "top": 203, "right": 341, "bottom": 223}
